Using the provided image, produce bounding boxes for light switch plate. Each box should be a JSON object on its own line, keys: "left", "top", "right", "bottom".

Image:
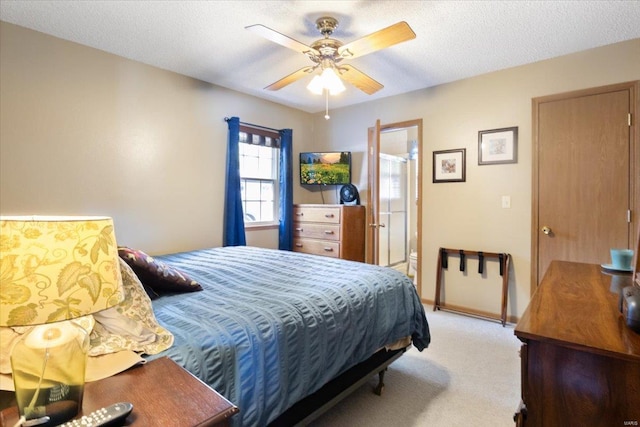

{"left": 502, "top": 195, "right": 511, "bottom": 209}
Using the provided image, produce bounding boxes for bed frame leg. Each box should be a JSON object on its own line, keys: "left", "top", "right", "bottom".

{"left": 374, "top": 368, "right": 386, "bottom": 396}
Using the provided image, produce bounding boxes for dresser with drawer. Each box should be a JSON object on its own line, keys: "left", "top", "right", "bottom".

{"left": 513, "top": 261, "right": 640, "bottom": 426}
{"left": 293, "top": 204, "right": 365, "bottom": 262}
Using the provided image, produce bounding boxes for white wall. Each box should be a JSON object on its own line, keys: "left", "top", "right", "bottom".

{"left": 0, "top": 22, "right": 316, "bottom": 254}
{"left": 307, "top": 38, "right": 640, "bottom": 319}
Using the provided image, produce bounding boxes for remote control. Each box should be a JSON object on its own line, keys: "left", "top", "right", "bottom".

{"left": 57, "top": 402, "right": 133, "bottom": 427}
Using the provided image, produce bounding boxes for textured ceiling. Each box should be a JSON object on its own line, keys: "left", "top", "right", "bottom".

{"left": 1, "top": 1, "right": 639, "bottom": 113}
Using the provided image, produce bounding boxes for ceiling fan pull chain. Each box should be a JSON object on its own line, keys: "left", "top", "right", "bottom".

{"left": 324, "top": 89, "right": 330, "bottom": 120}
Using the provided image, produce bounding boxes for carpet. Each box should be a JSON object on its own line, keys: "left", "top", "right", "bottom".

{"left": 310, "top": 306, "right": 522, "bottom": 427}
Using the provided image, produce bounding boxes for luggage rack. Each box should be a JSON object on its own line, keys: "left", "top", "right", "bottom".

{"left": 433, "top": 247, "right": 511, "bottom": 326}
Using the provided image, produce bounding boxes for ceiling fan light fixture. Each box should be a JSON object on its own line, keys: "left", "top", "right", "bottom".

{"left": 323, "top": 67, "right": 346, "bottom": 95}
{"left": 306, "top": 67, "right": 345, "bottom": 96}
{"left": 307, "top": 75, "right": 324, "bottom": 95}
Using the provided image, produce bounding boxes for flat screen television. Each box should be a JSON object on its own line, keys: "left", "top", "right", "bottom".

{"left": 300, "top": 151, "right": 351, "bottom": 185}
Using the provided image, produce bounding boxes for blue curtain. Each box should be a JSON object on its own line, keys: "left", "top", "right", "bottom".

{"left": 278, "top": 128, "right": 293, "bottom": 250}
{"left": 223, "top": 117, "right": 246, "bottom": 246}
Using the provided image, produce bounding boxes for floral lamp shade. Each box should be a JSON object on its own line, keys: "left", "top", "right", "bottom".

{"left": 0, "top": 216, "right": 125, "bottom": 327}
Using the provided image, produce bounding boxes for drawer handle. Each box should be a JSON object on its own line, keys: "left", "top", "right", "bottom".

{"left": 324, "top": 214, "right": 334, "bottom": 218}
{"left": 324, "top": 247, "right": 334, "bottom": 252}
{"left": 295, "top": 227, "right": 303, "bottom": 232}
{"left": 324, "top": 230, "right": 334, "bottom": 235}
{"left": 296, "top": 212, "right": 304, "bottom": 216}
{"left": 295, "top": 243, "right": 303, "bottom": 248}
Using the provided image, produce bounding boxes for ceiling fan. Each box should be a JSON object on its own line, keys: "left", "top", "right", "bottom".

{"left": 246, "top": 16, "right": 416, "bottom": 95}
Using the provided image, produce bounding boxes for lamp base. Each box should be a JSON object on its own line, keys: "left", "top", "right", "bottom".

{"left": 20, "top": 399, "right": 79, "bottom": 426}
{"left": 10, "top": 321, "right": 89, "bottom": 426}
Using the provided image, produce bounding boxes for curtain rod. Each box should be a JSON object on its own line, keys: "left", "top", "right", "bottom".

{"left": 224, "top": 117, "right": 280, "bottom": 133}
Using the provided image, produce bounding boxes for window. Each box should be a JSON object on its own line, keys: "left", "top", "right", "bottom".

{"left": 239, "top": 130, "right": 279, "bottom": 224}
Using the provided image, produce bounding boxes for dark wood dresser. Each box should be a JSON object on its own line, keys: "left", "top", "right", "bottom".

{"left": 514, "top": 261, "right": 640, "bottom": 426}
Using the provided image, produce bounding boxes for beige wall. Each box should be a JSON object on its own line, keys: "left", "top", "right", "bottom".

{"left": 0, "top": 22, "right": 315, "bottom": 254}
{"left": 2, "top": 21, "right": 639, "bottom": 319}
{"left": 307, "top": 38, "right": 640, "bottom": 319}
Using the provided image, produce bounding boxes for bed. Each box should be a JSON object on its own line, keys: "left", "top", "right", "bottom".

{"left": 137, "top": 246, "right": 430, "bottom": 426}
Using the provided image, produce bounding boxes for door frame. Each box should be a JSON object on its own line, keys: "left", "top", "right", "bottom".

{"left": 367, "top": 118, "right": 424, "bottom": 297}
{"left": 367, "top": 121, "right": 381, "bottom": 265}
{"left": 530, "top": 81, "right": 640, "bottom": 292}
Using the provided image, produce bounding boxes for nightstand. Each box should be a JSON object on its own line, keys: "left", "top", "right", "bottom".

{"left": 0, "top": 357, "right": 238, "bottom": 426}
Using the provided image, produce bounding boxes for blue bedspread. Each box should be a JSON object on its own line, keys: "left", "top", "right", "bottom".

{"left": 147, "top": 246, "right": 430, "bottom": 426}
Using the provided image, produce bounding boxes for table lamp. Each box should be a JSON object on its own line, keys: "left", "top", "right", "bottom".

{"left": 0, "top": 216, "right": 125, "bottom": 427}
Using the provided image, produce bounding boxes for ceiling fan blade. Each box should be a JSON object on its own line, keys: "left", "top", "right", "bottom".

{"left": 265, "top": 66, "right": 316, "bottom": 91}
{"left": 246, "top": 24, "right": 320, "bottom": 57}
{"left": 338, "top": 21, "right": 416, "bottom": 59}
{"left": 338, "top": 65, "right": 383, "bottom": 95}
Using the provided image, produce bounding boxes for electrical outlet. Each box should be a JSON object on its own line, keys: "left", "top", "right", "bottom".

{"left": 502, "top": 195, "right": 511, "bottom": 209}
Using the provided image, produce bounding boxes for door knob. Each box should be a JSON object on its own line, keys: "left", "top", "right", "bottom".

{"left": 541, "top": 226, "right": 552, "bottom": 235}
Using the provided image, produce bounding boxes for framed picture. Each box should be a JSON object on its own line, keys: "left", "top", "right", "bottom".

{"left": 478, "top": 126, "right": 518, "bottom": 165}
{"left": 433, "top": 148, "right": 466, "bottom": 183}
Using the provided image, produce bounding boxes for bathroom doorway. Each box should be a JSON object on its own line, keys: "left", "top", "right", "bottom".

{"left": 368, "top": 119, "right": 422, "bottom": 296}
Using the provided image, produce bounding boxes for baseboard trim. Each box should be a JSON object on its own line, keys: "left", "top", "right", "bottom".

{"left": 422, "top": 299, "right": 519, "bottom": 325}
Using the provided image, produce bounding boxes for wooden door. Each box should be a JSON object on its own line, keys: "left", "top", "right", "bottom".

{"left": 366, "top": 120, "right": 381, "bottom": 265}
{"left": 532, "top": 82, "right": 637, "bottom": 287}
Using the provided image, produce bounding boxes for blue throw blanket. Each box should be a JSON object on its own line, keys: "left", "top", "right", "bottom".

{"left": 148, "top": 246, "right": 430, "bottom": 426}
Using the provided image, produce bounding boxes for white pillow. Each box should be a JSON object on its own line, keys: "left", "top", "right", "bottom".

{"left": 89, "top": 259, "right": 173, "bottom": 356}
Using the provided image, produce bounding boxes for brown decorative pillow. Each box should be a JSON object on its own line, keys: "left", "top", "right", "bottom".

{"left": 117, "top": 247, "right": 202, "bottom": 299}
